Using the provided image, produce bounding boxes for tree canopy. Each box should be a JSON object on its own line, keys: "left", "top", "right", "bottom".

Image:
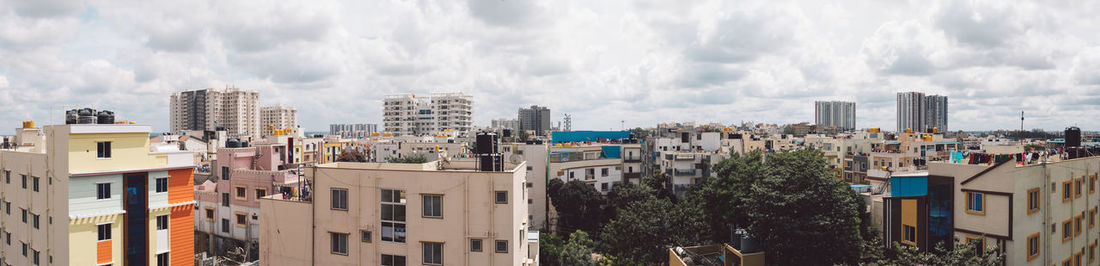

{"left": 549, "top": 180, "right": 607, "bottom": 234}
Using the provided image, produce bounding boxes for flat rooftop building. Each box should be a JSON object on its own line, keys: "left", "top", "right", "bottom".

{"left": 260, "top": 160, "right": 537, "bottom": 266}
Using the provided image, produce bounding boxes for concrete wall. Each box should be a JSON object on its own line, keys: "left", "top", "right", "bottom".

{"left": 259, "top": 198, "right": 314, "bottom": 266}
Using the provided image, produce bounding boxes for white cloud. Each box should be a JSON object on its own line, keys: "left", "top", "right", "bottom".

{"left": 0, "top": 0, "right": 1097, "bottom": 132}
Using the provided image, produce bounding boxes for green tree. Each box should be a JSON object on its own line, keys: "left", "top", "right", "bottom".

{"left": 683, "top": 150, "right": 766, "bottom": 243}
{"left": 604, "top": 182, "right": 655, "bottom": 213}
{"left": 539, "top": 232, "right": 565, "bottom": 266}
{"left": 387, "top": 154, "right": 428, "bottom": 163}
{"left": 642, "top": 170, "right": 677, "bottom": 202}
{"left": 745, "top": 150, "right": 864, "bottom": 265}
{"left": 859, "top": 240, "right": 1004, "bottom": 265}
{"left": 551, "top": 180, "right": 607, "bottom": 234}
{"left": 599, "top": 197, "right": 706, "bottom": 264}
{"left": 560, "top": 231, "right": 599, "bottom": 266}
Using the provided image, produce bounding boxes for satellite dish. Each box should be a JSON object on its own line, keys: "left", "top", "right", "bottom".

{"left": 509, "top": 154, "right": 524, "bottom": 164}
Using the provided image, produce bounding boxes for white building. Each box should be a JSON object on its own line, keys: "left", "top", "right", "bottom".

{"left": 383, "top": 93, "right": 473, "bottom": 136}
{"left": 815, "top": 101, "right": 856, "bottom": 131}
{"left": 897, "top": 92, "right": 948, "bottom": 133}
{"left": 170, "top": 85, "right": 261, "bottom": 139}
{"left": 261, "top": 104, "right": 298, "bottom": 137}
{"left": 492, "top": 118, "right": 520, "bottom": 131}
{"left": 329, "top": 123, "right": 378, "bottom": 138}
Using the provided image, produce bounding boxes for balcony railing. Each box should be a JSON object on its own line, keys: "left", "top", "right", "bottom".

{"left": 673, "top": 169, "right": 696, "bottom": 176}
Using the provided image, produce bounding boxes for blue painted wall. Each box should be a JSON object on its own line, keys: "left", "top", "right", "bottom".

{"left": 601, "top": 145, "right": 621, "bottom": 159}
{"left": 551, "top": 131, "right": 631, "bottom": 143}
{"left": 890, "top": 176, "right": 928, "bottom": 197}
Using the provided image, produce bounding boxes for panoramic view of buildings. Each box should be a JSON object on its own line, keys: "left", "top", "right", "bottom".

{"left": 2, "top": 0, "right": 1100, "bottom": 265}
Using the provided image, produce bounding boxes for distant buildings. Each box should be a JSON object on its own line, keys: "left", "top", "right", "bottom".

{"left": 328, "top": 123, "right": 378, "bottom": 138}
{"left": 492, "top": 118, "right": 519, "bottom": 131}
{"left": 170, "top": 85, "right": 261, "bottom": 138}
{"left": 261, "top": 104, "right": 298, "bottom": 137}
{"left": 259, "top": 160, "right": 537, "bottom": 266}
{"left": 382, "top": 93, "right": 473, "bottom": 136}
{"left": 518, "top": 105, "right": 551, "bottom": 136}
{"left": 815, "top": 100, "right": 856, "bottom": 131}
{"left": 897, "top": 92, "right": 948, "bottom": 133}
{"left": 1, "top": 119, "right": 195, "bottom": 265}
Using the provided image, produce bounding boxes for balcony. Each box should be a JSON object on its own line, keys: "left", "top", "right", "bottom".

{"left": 673, "top": 154, "right": 695, "bottom": 161}
{"left": 623, "top": 172, "right": 641, "bottom": 180}
{"left": 673, "top": 169, "right": 696, "bottom": 176}
{"left": 623, "top": 157, "right": 642, "bottom": 163}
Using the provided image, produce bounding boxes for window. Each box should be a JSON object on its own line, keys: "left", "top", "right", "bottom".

{"left": 235, "top": 186, "right": 247, "bottom": 200}
{"left": 32, "top": 214, "right": 38, "bottom": 229}
{"left": 902, "top": 225, "right": 916, "bottom": 245}
{"left": 1065, "top": 257, "right": 1072, "bottom": 266}
{"left": 155, "top": 178, "right": 168, "bottom": 193}
{"left": 1065, "top": 219, "right": 1074, "bottom": 242}
{"left": 32, "top": 177, "right": 38, "bottom": 192}
{"left": 1027, "top": 188, "right": 1041, "bottom": 215}
{"left": 381, "top": 254, "right": 406, "bottom": 266}
{"left": 601, "top": 183, "right": 608, "bottom": 191}
{"left": 331, "top": 188, "right": 348, "bottom": 210}
{"left": 221, "top": 166, "right": 230, "bottom": 180}
{"left": 966, "top": 235, "right": 985, "bottom": 255}
{"left": 965, "top": 192, "right": 984, "bottom": 215}
{"left": 1076, "top": 215, "right": 1084, "bottom": 236}
{"left": 1077, "top": 177, "right": 1085, "bottom": 198}
{"left": 236, "top": 213, "right": 248, "bottom": 227}
{"left": 381, "top": 189, "right": 406, "bottom": 243}
{"left": 1092, "top": 175, "right": 1097, "bottom": 193}
{"left": 1065, "top": 180, "right": 1074, "bottom": 202}
{"left": 97, "top": 183, "right": 111, "bottom": 199}
{"left": 205, "top": 208, "right": 214, "bottom": 221}
{"left": 1027, "top": 233, "right": 1040, "bottom": 261}
{"left": 21, "top": 175, "right": 25, "bottom": 189}
{"left": 495, "top": 240, "right": 508, "bottom": 253}
{"left": 422, "top": 195, "right": 442, "bottom": 218}
{"left": 20, "top": 209, "right": 26, "bottom": 223}
{"left": 423, "top": 242, "right": 443, "bottom": 265}
{"left": 157, "top": 252, "right": 169, "bottom": 266}
{"left": 1092, "top": 208, "right": 1097, "bottom": 229}
{"left": 32, "top": 249, "right": 39, "bottom": 265}
{"left": 21, "top": 242, "right": 26, "bottom": 257}
{"left": 96, "top": 141, "right": 111, "bottom": 158}
{"left": 1091, "top": 242, "right": 1097, "bottom": 264}
{"left": 255, "top": 188, "right": 267, "bottom": 199}
{"left": 221, "top": 218, "right": 229, "bottom": 233}
{"left": 97, "top": 223, "right": 111, "bottom": 241}
{"left": 601, "top": 168, "right": 609, "bottom": 177}
{"left": 1077, "top": 252, "right": 1083, "bottom": 266}
{"left": 495, "top": 191, "right": 507, "bottom": 204}
{"left": 470, "top": 239, "right": 482, "bottom": 252}
{"left": 156, "top": 215, "right": 168, "bottom": 230}
{"left": 330, "top": 232, "right": 348, "bottom": 255}
{"left": 361, "top": 230, "right": 371, "bottom": 243}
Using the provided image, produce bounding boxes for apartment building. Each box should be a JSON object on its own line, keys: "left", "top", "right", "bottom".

{"left": 170, "top": 85, "right": 261, "bottom": 138}
{"left": 518, "top": 105, "right": 551, "bottom": 136}
{"left": 897, "top": 92, "right": 949, "bottom": 133}
{"left": 940, "top": 156, "right": 1100, "bottom": 265}
{"left": 194, "top": 142, "right": 302, "bottom": 261}
{"left": 260, "top": 104, "right": 298, "bottom": 137}
{"left": 815, "top": 100, "right": 856, "bottom": 131}
{"left": 0, "top": 121, "right": 195, "bottom": 266}
{"left": 491, "top": 119, "right": 519, "bottom": 131}
{"left": 259, "top": 160, "right": 537, "bottom": 266}
{"left": 549, "top": 144, "right": 625, "bottom": 194}
{"left": 382, "top": 93, "right": 473, "bottom": 136}
{"left": 329, "top": 123, "right": 379, "bottom": 139}
{"left": 502, "top": 142, "right": 550, "bottom": 230}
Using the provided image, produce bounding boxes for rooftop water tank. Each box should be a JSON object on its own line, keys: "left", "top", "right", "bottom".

{"left": 96, "top": 110, "right": 115, "bottom": 124}
{"left": 227, "top": 138, "right": 240, "bottom": 148}
{"left": 77, "top": 108, "right": 96, "bottom": 124}
{"left": 65, "top": 110, "right": 78, "bottom": 124}
{"left": 1066, "top": 126, "right": 1082, "bottom": 147}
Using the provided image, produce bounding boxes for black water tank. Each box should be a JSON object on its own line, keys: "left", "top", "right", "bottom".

{"left": 65, "top": 110, "right": 78, "bottom": 124}
{"left": 476, "top": 132, "right": 498, "bottom": 154}
{"left": 227, "top": 138, "right": 240, "bottom": 148}
{"left": 96, "top": 110, "right": 115, "bottom": 124}
{"left": 1066, "top": 127, "right": 1082, "bottom": 147}
{"left": 502, "top": 128, "right": 512, "bottom": 138}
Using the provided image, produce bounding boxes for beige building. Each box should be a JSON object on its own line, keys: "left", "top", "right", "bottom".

{"left": 261, "top": 104, "right": 298, "bottom": 137}
{"left": 170, "top": 85, "right": 261, "bottom": 138}
{"left": 260, "top": 160, "right": 537, "bottom": 266}
{"left": 933, "top": 155, "right": 1100, "bottom": 265}
{"left": 382, "top": 93, "right": 473, "bottom": 136}
{"left": 502, "top": 143, "right": 550, "bottom": 230}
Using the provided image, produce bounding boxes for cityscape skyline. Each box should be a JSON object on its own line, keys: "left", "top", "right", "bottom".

{"left": 2, "top": 1, "right": 1099, "bottom": 132}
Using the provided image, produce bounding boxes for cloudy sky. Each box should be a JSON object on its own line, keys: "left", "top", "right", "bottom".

{"left": 1, "top": 0, "right": 1098, "bottom": 132}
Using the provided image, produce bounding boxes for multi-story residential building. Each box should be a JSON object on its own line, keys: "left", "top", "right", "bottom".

{"left": 329, "top": 123, "right": 378, "bottom": 139}
{"left": 897, "top": 92, "right": 949, "bottom": 133}
{"left": 0, "top": 120, "right": 195, "bottom": 266}
{"left": 259, "top": 160, "right": 537, "bottom": 266}
{"left": 260, "top": 104, "right": 298, "bottom": 137}
{"left": 194, "top": 141, "right": 301, "bottom": 261}
{"left": 491, "top": 118, "right": 519, "bottom": 131}
{"left": 170, "top": 85, "right": 261, "bottom": 138}
{"left": 382, "top": 93, "right": 473, "bottom": 136}
{"left": 815, "top": 100, "right": 856, "bottom": 131}
{"left": 518, "top": 105, "right": 551, "bottom": 136}
{"left": 502, "top": 142, "right": 550, "bottom": 230}
{"left": 549, "top": 144, "right": 625, "bottom": 194}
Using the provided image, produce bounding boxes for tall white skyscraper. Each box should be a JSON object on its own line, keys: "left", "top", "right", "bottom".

{"left": 382, "top": 92, "right": 473, "bottom": 136}
{"left": 170, "top": 85, "right": 260, "bottom": 138}
{"left": 814, "top": 101, "right": 856, "bottom": 130}
{"left": 261, "top": 104, "right": 298, "bottom": 136}
{"left": 897, "top": 92, "right": 948, "bottom": 133}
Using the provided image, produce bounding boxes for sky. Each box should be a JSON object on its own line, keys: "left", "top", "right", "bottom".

{"left": 0, "top": 0, "right": 1098, "bottom": 132}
